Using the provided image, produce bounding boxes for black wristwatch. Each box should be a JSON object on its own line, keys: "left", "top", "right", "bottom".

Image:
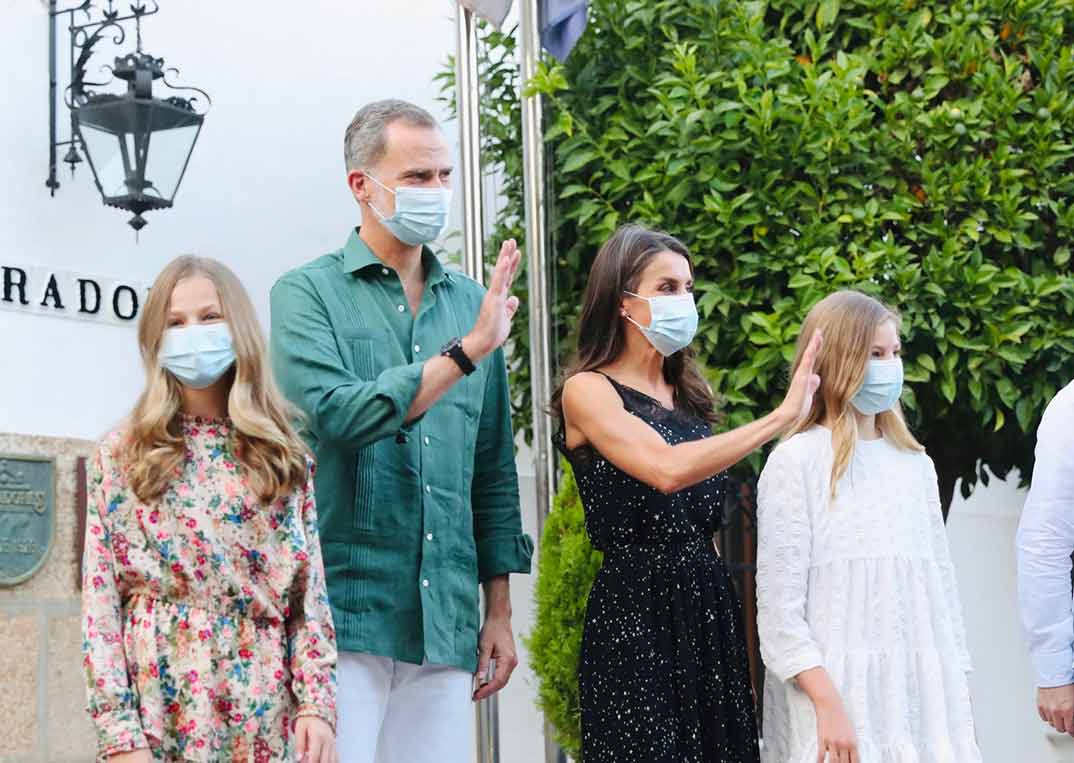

{"left": 440, "top": 336, "right": 476, "bottom": 375}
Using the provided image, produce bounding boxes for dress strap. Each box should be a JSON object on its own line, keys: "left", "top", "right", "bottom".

{"left": 594, "top": 371, "right": 673, "bottom": 414}
{"left": 594, "top": 370, "right": 630, "bottom": 402}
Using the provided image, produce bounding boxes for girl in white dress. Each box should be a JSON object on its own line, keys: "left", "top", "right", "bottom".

{"left": 756, "top": 291, "right": 981, "bottom": 763}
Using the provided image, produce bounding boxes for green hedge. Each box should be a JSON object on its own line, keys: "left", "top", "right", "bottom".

{"left": 523, "top": 462, "right": 601, "bottom": 759}
{"left": 444, "top": 0, "right": 1074, "bottom": 506}
{"left": 442, "top": 0, "right": 1074, "bottom": 754}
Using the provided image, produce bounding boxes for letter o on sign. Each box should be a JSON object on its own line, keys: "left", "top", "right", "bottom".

{"left": 112, "top": 285, "right": 139, "bottom": 321}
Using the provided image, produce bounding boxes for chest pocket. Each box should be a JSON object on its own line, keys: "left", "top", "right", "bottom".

{"left": 336, "top": 327, "right": 394, "bottom": 534}
{"left": 339, "top": 327, "right": 394, "bottom": 380}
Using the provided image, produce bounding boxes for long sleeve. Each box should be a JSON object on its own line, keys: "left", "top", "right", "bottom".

{"left": 270, "top": 272, "right": 425, "bottom": 450}
{"left": 286, "top": 462, "right": 338, "bottom": 727}
{"left": 470, "top": 347, "right": 534, "bottom": 582}
{"left": 81, "top": 443, "right": 148, "bottom": 756}
{"left": 923, "top": 454, "right": 973, "bottom": 672}
{"left": 1017, "top": 385, "right": 1074, "bottom": 688}
{"left": 756, "top": 443, "right": 824, "bottom": 682}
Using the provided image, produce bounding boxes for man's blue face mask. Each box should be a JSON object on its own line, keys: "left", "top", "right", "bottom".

{"left": 365, "top": 172, "right": 452, "bottom": 247}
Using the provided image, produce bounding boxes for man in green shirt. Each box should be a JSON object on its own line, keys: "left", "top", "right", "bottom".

{"left": 269, "top": 100, "right": 533, "bottom": 763}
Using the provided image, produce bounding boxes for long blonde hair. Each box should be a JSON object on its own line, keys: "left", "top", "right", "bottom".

{"left": 786, "top": 290, "right": 923, "bottom": 496}
{"left": 120, "top": 255, "right": 310, "bottom": 505}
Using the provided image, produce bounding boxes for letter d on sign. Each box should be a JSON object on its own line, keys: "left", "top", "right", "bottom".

{"left": 78, "top": 279, "right": 102, "bottom": 314}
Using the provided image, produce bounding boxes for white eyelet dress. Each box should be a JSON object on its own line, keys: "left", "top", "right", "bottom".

{"left": 756, "top": 427, "right": 982, "bottom": 763}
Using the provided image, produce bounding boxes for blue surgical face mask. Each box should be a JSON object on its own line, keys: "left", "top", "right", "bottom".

{"left": 623, "top": 291, "right": 699, "bottom": 357}
{"left": 851, "top": 358, "right": 904, "bottom": 415}
{"left": 365, "top": 172, "right": 452, "bottom": 246}
{"left": 159, "top": 322, "right": 236, "bottom": 389}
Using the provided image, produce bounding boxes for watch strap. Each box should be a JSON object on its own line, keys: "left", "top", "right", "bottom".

{"left": 441, "top": 337, "right": 476, "bottom": 375}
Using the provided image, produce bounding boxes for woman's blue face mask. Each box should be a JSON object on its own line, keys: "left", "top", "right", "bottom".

{"left": 623, "top": 291, "right": 699, "bottom": 357}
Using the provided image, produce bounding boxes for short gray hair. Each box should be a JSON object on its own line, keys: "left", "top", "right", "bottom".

{"left": 344, "top": 99, "right": 439, "bottom": 172}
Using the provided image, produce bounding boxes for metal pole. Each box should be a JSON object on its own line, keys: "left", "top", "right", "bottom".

{"left": 455, "top": 7, "right": 501, "bottom": 763}
{"left": 520, "top": 0, "right": 555, "bottom": 543}
{"left": 456, "top": 4, "right": 486, "bottom": 283}
{"left": 519, "top": 1, "right": 563, "bottom": 761}
{"left": 47, "top": 0, "right": 59, "bottom": 195}
{"left": 475, "top": 692, "right": 500, "bottom": 763}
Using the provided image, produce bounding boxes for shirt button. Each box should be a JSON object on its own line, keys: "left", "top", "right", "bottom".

{"left": 414, "top": 344, "right": 421, "bottom": 353}
{"left": 423, "top": 436, "right": 430, "bottom": 446}
{"left": 397, "top": 304, "right": 406, "bottom": 313}
{"left": 425, "top": 485, "right": 431, "bottom": 493}
{"left": 426, "top": 533, "right": 434, "bottom": 541}
{"left": 422, "top": 579, "right": 430, "bottom": 588}
{"left": 381, "top": 267, "right": 390, "bottom": 276}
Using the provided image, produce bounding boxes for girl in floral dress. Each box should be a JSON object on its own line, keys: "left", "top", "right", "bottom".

{"left": 81, "top": 256, "right": 338, "bottom": 763}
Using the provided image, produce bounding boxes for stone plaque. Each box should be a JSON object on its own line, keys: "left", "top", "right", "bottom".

{"left": 0, "top": 455, "right": 56, "bottom": 586}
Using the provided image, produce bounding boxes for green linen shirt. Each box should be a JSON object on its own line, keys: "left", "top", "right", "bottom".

{"left": 269, "top": 228, "right": 533, "bottom": 673}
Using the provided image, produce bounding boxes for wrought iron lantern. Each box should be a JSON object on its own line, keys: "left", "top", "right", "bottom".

{"left": 47, "top": 2, "right": 209, "bottom": 231}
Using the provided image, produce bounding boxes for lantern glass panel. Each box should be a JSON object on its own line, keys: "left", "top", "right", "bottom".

{"left": 144, "top": 120, "right": 201, "bottom": 201}
{"left": 77, "top": 122, "right": 134, "bottom": 198}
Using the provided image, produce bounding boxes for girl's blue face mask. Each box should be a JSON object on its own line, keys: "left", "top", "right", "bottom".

{"left": 365, "top": 172, "right": 452, "bottom": 247}
{"left": 159, "top": 322, "right": 235, "bottom": 389}
{"left": 851, "top": 358, "right": 904, "bottom": 415}
{"left": 623, "top": 291, "right": 699, "bottom": 357}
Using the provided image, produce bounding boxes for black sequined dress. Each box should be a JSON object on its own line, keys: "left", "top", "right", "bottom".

{"left": 555, "top": 375, "right": 760, "bottom": 763}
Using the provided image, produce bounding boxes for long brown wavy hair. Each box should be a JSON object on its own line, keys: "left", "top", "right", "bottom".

{"left": 784, "top": 290, "right": 923, "bottom": 497}
{"left": 550, "top": 223, "right": 717, "bottom": 424}
{"left": 118, "top": 256, "right": 310, "bottom": 505}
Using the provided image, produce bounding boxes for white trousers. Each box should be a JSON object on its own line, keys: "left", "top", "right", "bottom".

{"left": 336, "top": 651, "right": 475, "bottom": 763}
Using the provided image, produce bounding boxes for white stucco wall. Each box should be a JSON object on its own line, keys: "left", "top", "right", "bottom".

{"left": 947, "top": 471, "right": 1073, "bottom": 762}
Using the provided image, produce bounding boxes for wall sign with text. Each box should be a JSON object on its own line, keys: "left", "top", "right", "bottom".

{"left": 0, "top": 455, "right": 55, "bottom": 587}
{"left": 0, "top": 263, "right": 149, "bottom": 326}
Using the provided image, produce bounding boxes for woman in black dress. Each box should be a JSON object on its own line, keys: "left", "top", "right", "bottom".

{"left": 551, "top": 224, "right": 822, "bottom": 762}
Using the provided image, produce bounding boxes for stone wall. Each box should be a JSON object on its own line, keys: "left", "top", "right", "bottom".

{"left": 0, "top": 433, "right": 96, "bottom": 763}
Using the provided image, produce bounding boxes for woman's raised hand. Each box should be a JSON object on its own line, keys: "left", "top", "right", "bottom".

{"left": 778, "top": 329, "right": 823, "bottom": 427}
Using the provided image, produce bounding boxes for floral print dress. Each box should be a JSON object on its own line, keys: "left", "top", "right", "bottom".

{"left": 81, "top": 416, "right": 337, "bottom": 762}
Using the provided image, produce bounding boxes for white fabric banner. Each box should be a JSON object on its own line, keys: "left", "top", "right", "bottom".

{"left": 458, "top": 0, "right": 512, "bottom": 27}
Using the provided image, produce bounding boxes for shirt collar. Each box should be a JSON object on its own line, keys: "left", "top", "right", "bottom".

{"left": 341, "top": 227, "right": 451, "bottom": 286}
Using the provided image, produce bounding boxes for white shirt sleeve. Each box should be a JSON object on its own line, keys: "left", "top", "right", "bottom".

{"left": 756, "top": 441, "right": 824, "bottom": 682}
{"left": 923, "top": 454, "right": 973, "bottom": 672}
{"left": 1016, "top": 383, "right": 1074, "bottom": 688}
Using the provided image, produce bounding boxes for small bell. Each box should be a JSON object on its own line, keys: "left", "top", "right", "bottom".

{"left": 63, "top": 145, "right": 83, "bottom": 176}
